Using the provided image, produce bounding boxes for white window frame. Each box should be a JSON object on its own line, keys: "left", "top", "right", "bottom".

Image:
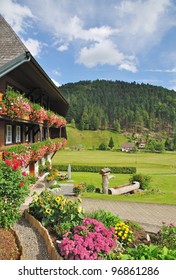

{"left": 16, "top": 125, "right": 21, "bottom": 143}
{"left": 6, "top": 125, "right": 12, "bottom": 144}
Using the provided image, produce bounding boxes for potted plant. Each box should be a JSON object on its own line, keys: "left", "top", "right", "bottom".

{"left": 73, "top": 184, "right": 85, "bottom": 196}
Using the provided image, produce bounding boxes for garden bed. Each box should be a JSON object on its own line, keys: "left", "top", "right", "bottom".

{"left": 0, "top": 228, "right": 24, "bottom": 260}
{"left": 27, "top": 190, "right": 176, "bottom": 260}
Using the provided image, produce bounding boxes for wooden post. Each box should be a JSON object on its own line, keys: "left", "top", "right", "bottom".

{"left": 100, "top": 168, "right": 111, "bottom": 194}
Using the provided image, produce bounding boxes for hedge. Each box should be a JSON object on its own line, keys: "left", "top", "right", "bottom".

{"left": 54, "top": 165, "right": 136, "bottom": 174}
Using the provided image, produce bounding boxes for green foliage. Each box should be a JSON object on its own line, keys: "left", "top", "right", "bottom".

{"left": 146, "top": 140, "right": 165, "bottom": 152}
{"left": 85, "top": 184, "right": 96, "bottom": 193}
{"left": 87, "top": 210, "right": 121, "bottom": 228}
{"left": 0, "top": 160, "right": 29, "bottom": 228}
{"left": 98, "top": 142, "right": 107, "bottom": 150}
{"left": 56, "top": 164, "right": 136, "bottom": 174}
{"left": 118, "top": 244, "right": 176, "bottom": 260}
{"left": 73, "top": 184, "right": 85, "bottom": 196}
{"left": 129, "top": 173, "right": 151, "bottom": 190}
{"left": 156, "top": 223, "right": 176, "bottom": 250}
{"left": 60, "top": 80, "right": 176, "bottom": 134}
{"left": 29, "top": 190, "right": 85, "bottom": 232}
{"left": 108, "top": 137, "right": 114, "bottom": 149}
{"left": 39, "top": 161, "right": 51, "bottom": 174}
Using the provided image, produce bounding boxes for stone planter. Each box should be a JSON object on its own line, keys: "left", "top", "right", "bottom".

{"left": 45, "top": 180, "right": 57, "bottom": 188}
{"left": 24, "top": 210, "right": 62, "bottom": 260}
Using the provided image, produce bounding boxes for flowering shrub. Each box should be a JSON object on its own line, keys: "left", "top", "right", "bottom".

{"left": 118, "top": 244, "right": 176, "bottom": 260}
{"left": 114, "top": 221, "right": 134, "bottom": 244}
{"left": 58, "top": 218, "right": 117, "bottom": 260}
{"left": 46, "top": 168, "right": 59, "bottom": 182}
{"left": 73, "top": 184, "right": 85, "bottom": 196}
{"left": 89, "top": 209, "right": 121, "bottom": 228}
{"left": 156, "top": 222, "right": 176, "bottom": 249}
{"left": 0, "top": 158, "right": 29, "bottom": 228}
{"left": 29, "top": 190, "right": 84, "bottom": 230}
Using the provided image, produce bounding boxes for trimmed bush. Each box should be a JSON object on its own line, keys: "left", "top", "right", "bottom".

{"left": 129, "top": 173, "right": 151, "bottom": 190}
{"left": 55, "top": 164, "right": 136, "bottom": 174}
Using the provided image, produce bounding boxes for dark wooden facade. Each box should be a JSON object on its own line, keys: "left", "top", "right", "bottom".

{"left": 0, "top": 15, "right": 68, "bottom": 174}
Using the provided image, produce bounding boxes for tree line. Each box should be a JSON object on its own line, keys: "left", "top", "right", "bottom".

{"left": 59, "top": 79, "right": 176, "bottom": 135}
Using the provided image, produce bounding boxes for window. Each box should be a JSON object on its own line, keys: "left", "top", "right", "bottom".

{"left": 16, "top": 126, "right": 21, "bottom": 143}
{"left": 6, "top": 125, "right": 12, "bottom": 144}
{"left": 25, "top": 126, "right": 29, "bottom": 142}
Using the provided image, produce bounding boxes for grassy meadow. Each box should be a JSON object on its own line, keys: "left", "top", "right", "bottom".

{"left": 53, "top": 149, "right": 176, "bottom": 205}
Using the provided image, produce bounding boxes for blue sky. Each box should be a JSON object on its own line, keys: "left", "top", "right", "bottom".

{"left": 1, "top": 0, "right": 176, "bottom": 90}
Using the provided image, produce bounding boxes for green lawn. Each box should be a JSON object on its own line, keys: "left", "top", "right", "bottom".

{"left": 53, "top": 150, "right": 176, "bottom": 174}
{"left": 53, "top": 150, "right": 176, "bottom": 204}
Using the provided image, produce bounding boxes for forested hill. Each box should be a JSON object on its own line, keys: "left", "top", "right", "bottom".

{"left": 59, "top": 80, "right": 176, "bottom": 134}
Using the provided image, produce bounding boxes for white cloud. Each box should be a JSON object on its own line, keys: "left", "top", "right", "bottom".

{"left": 119, "top": 63, "right": 137, "bottom": 73}
{"left": 22, "top": 38, "right": 42, "bottom": 57}
{"left": 51, "top": 78, "right": 61, "bottom": 87}
{"left": 77, "top": 39, "right": 137, "bottom": 72}
{"left": 1, "top": 0, "right": 176, "bottom": 74}
{"left": 57, "top": 44, "right": 69, "bottom": 52}
{"left": 147, "top": 68, "right": 176, "bottom": 73}
{"left": 0, "top": 0, "right": 34, "bottom": 34}
{"left": 53, "top": 69, "right": 61, "bottom": 76}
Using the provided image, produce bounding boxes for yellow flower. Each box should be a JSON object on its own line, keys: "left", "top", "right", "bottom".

{"left": 45, "top": 208, "right": 52, "bottom": 214}
{"left": 55, "top": 196, "right": 61, "bottom": 203}
{"left": 128, "top": 238, "right": 132, "bottom": 243}
{"left": 34, "top": 196, "right": 38, "bottom": 202}
{"left": 77, "top": 206, "right": 82, "bottom": 213}
{"left": 118, "top": 231, "right": 122, "bottom": 236}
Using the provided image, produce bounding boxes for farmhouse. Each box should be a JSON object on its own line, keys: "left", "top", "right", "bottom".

{"left": 121, "top": 142, "right": 135, "bottom": 152}
{"left": 0, "top": 15, "right": 68, "bottom": 176}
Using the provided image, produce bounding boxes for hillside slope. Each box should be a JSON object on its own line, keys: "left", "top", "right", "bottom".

{"left": 60, "top": 80, "right": 176, "bottom": 135}
{"left": 66, "top": 126, "right": 127, "bottom": 148}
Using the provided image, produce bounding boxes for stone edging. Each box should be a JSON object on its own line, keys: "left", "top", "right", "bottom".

{"left": 24, "top": 210, "right": 62, "bottom": 260}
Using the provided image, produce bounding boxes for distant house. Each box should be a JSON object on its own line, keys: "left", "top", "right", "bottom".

{"left": 138, "top": 141, "right": 146, "bottom": 148}
{"left": 0, "top": 15, "right": 69, "bottom": 176}
{"left": 121, "top": 142, "right": 135, "bottom": 152}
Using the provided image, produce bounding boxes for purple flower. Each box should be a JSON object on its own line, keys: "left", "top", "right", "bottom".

{"left": 58, "top": 218, "right": 116, "bottom": 260}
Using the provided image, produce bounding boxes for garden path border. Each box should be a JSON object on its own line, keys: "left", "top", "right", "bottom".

{"left": 24, "top": 210, "right": 62, "bottom": 260}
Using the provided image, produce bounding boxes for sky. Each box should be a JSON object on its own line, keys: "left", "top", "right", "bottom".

{"left": 1, "top": 0, "right": 176, "bottom": 90}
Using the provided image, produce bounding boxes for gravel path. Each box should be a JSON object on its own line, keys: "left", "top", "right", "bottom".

{"left": 14, "top": 215, "right": 50, "bottom": 260}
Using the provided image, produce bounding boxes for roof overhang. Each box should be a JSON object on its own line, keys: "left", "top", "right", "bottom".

{"left": 0, "top": 52, "right": 69, "bottom": 116}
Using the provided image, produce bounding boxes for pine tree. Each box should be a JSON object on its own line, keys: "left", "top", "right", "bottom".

{"left": 108, "top": 137, "right": 114, "bottom": 149}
